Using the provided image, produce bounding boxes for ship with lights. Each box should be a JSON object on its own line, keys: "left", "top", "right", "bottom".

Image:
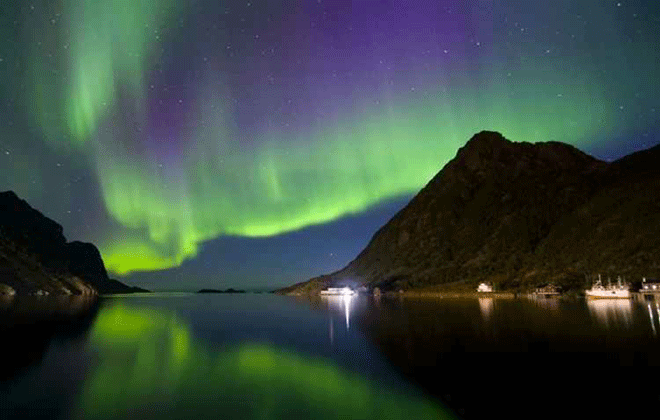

{"left": 585, "top": 275, "right": 631, "bottom": 299}
{"left": 320, "top": 287, "right": 356, "bottom": 296}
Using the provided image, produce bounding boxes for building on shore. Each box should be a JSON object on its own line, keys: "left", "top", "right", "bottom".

{"left": 533, "top": 284, "right": 561, "bottom": 297}
{"left": 640, "top": 278, "right": 660, "bottom": 296}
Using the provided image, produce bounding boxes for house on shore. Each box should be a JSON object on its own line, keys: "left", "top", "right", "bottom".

{"left": 641, "top": 277, "right": 660, "bottom": 294}
{"left": 533, "top": 284, "right": 561, "bottom": 297}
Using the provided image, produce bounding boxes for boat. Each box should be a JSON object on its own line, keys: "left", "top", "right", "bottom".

{"left": 320, "top": 287, "right": 356, "bottom": 296}
{"left": 585, "top": 275, "right": 631, "bottom": 299}
{"left": 477, "top": 282, "right": 493, "bottom": 293}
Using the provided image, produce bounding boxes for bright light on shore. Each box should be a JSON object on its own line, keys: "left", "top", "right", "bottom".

{"left": 320, "top": 287, "right": 356, "bottom": 296}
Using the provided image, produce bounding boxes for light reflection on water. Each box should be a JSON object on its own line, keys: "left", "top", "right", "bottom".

{"left": 73, "top": 300, "right": 448, "bottom": 420}
{"left": 586, "top": 298, "right": 634, "bottom": 329}
{"left": 645, "top": 298, "right": 660, "bottom": 336}
{"left": 477, "top": 297, "right": 494, "bottom": 321}
{"left": 5, "top": 294, "right": 660, "bottom": 420}
{"left": 0, "top": 295, "right": 451, "bottom": 420}
{"left": 529, "top": 295, "right": 560, "bottom": 311}
{"left": 321, "top": 294, "right": 357, "bottom": 330}
{"left": 357, "top": 295, "right": 660, "bottom": 420}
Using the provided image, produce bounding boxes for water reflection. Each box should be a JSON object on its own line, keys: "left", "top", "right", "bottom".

{"left": 6, "top": 294, "right": 660, "bottom": 420}
{"left": 645, "top": 299, "right": 660, "bottom": 336}
{"left": 0, "top": 295, "right": 99, "bottom": 381}
{"left": 478, "top": 297, "right": 493, "bottom": 321}
{"left": 529, "top": 296, "right": 560, "bottom": 311}
{"left": 361, "top": 297, "right": 660, "bottom": 420}
{"left": 0, "top": 295, "right": 98, "bottom": 320}
{"left": 321, "top": 294, "right": 356, "bottom": 330}
{"left": 586, "top": 299, "right": 633, "bottom": 329}
{"left": 72, "top": 302, "right": 450, "bottom": 420}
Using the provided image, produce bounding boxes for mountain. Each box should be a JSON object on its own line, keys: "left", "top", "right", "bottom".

{"left": 197, "top": 288, "right": 246, "bottom": 293}
{"left": 280, "top": 131, "right": 660, "bottom": 295}
{"left": 0, "top": 191, "right": 147, "bottom": 296}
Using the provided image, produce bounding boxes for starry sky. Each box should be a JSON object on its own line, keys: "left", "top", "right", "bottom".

{"left": 1, "top": 0, "right": 659, "bottom": 291}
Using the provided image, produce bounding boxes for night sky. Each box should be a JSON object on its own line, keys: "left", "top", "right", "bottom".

{"left": 1, "top": 1, "right": 659, "bottom": 290}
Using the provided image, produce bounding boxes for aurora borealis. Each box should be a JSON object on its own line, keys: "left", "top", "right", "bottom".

{"left": 71, "top": 301, "right": 451, "bottom": 419}
{"left": 1, "top": 1, "right": 659, "bottom": 289}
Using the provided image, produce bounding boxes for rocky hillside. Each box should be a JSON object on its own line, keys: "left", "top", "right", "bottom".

{"left": 280, "top": 131, "right": 660, "bottom": 294}
{"left": 0, "top": 191, "right": 147, "bottom": 296}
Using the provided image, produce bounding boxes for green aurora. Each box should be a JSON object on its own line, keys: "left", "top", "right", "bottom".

{"left": 76, "top": 61, "right": 616, "bottom": 274}
{"left": 73, "top": 303, "right": 452, "bottom": 419}
{"left": 8, "top": 0, "right": 658, "bottom": 275}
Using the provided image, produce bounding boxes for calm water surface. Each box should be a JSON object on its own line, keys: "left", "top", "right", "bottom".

{"left": 2, "top": 293, "right": 660, "bottom": 420}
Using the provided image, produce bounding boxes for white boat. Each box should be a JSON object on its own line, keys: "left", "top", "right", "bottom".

{"left": 585, "top": 275, "right": 631, "bottom": 299}
{"left": 320, "top": 287, "right": 356, "bottom": 296}
{"left": 477, "top": 283, "right": 493, "bottom": 293}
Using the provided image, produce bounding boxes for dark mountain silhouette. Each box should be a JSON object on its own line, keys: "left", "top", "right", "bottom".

{"left": 280, "top": 131, "right": 660, "bottom": 295}
{"left": 0, "top": 191, "right": 147, "bottom": 295}
{"left": 197, "top": 288, "right": 246, "bottom": 293}
{"left": 0, "top": 296, "right": 101, "bottom": 381}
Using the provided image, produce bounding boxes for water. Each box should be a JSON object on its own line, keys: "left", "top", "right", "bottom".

{"left": 0, "top": 294, "right": 450, "bottom": 420}
{"left": 354, "top": 295, "right": 660, "bottom": 419}
{"left": 1, "top": 294, "right": 660, "bottom": 420}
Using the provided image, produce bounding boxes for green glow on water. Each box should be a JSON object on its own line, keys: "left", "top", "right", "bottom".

{"left": 76, "top": 303, "right": 454, "bottom": 420}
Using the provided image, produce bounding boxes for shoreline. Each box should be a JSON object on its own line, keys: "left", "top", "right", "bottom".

{"left": 382, "top": 291, "right": 518, "bottom": 299}
{"left": 286, "top": 290, "right": 660, "bottom": 300}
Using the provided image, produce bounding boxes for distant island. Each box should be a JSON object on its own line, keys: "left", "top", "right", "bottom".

{"left": 278, "top": 130, "right": 660, "bottom": 296}
{"left": 0, "top": 191, "right": 148, "bottom": 296}
{"left": 197, "top": 288, "right": 246, "bottom": 294}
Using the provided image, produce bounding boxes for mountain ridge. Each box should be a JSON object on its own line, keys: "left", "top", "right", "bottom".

{"left": 279, "top": 131, "right": 660, "bottom": 295}
{"left": 0, "top": 190, "right": 147, "bottom": 296}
